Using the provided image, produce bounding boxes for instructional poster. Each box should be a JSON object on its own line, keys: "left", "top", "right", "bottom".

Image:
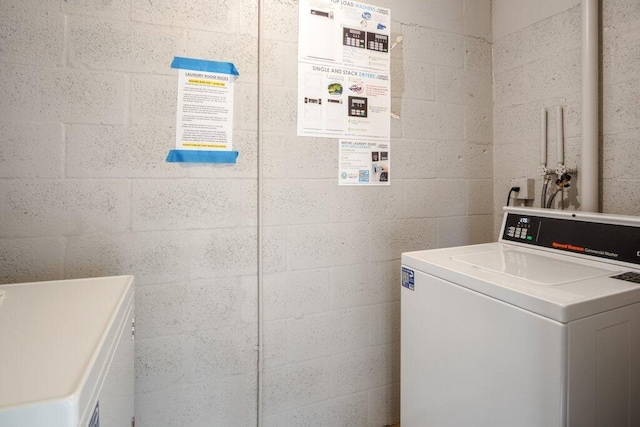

{"left": 298, "top": 0, "right": 391, "bottom": 140}
{"left": 173, "top": 58, "right": 237, "bottom": 151}
{"left": 339, "top": 139, "right": 390, "bottom": 186}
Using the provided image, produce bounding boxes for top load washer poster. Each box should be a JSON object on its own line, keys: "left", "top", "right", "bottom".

{"left": 297, "top": 0, "right": 391, "bottom": 140}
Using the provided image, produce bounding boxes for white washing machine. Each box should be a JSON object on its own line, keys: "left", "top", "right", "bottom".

{"left": 0, "top": 276, "right": 135, "bottom": 427}
{"left": 401, "top": 207, "right": 640, "bottom": 427}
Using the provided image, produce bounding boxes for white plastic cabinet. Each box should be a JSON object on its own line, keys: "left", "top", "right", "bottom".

{"left": 0, "top": 276, "right": 135, "bottom": 427}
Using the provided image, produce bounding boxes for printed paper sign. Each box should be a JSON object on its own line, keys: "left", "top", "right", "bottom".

{"left": 298, "top": 0, "right": 391, "bottom": 140}
{"left": 175, "top": 69, "right": 234, "bottom": 151}
{"left": 339, "top": 139, "right": 390, "bottom": 186}
{"left": 171, "top": 57, "right": 239, "bottom": 152}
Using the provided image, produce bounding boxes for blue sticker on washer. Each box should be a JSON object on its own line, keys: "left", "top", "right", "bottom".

{"left": 402, "top": 267, "right": 414, "bottom": 291}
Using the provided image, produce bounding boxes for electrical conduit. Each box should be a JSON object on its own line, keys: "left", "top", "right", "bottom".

{"left": 257, "top": 0, "right": 265, "bottom": 425}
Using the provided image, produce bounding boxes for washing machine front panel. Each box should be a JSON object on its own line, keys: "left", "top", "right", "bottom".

{"left": 567, "top": 302, "right": 640, "bottom": 427}
{"left": 401, "top": 270, "right": 566, "bottom": 427}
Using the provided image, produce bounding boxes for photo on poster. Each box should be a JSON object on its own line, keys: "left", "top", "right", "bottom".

{"left": 300, "top": 6, "right": 339, "bottom": 62}
{"left": 343, "top": 28, "right": 366, "bottom": 49}
{"left": 366, "top": 32, "right": 389, "bottom": 52}
{"left": 325, "top": 98, "right": 344, "bottom": 131}
{"left": 348, "top": 96, "right": 368, "bottom": 117}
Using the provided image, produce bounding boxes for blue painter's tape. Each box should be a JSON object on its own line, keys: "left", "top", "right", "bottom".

{"left": 166, "top": 150, "right": 238, "bottom": 164}
{"left": 171, "top": 57, "right": 239, "bottom": 76}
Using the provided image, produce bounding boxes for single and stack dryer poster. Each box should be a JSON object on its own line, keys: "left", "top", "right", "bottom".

{"left": 297, "top": 0, "right": 391, "bottom": 141}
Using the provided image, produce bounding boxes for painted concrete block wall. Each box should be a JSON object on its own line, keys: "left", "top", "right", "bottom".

{"left": 492, "top": 0, "right": 580, "bottom": 40}
{"left": 260, "top": 0, "right": 493, "bottom": 424}
{"left": 0, "top": 0, "right": 493, "bottom": 426}
{"left": 601, "top": 1, "right": 640, "bottom": 215}
{"left": 493, "top": 1, "right": 640, "bottom": 231}
{"left": 492, "top": 3, "right": 581, "bottom": 231}
{"left": 0, "top": 1, "right": 259, "bottom": 426}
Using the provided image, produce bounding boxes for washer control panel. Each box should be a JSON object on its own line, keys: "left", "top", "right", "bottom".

{"left": 501, "top": 212, "right": 640, "bottom": 266}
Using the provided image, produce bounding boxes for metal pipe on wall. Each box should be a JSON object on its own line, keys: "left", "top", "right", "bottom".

{"left": 541, "top": 107, "right": 547, "bottom": 167}
{"left": 581, "top": 0, "right": 599, "bottom": 212}
{"left": 556, "top": 105, "right": 564, "bottom": 166}
{"left": 257, "top": 0, "right": 265, "bottom": 424}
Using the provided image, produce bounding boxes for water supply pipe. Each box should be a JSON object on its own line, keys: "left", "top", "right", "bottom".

{"left": 540, "top": 107, "right": 550, "bottom": 208}
{"left": 582, "top": 0, "right": 599, "bottom": 212}
{"left": 540, "top": 107, "right": 547, "bottom": 168}
{"left": 556, "top": 105, "right": 564, "bottom": 166}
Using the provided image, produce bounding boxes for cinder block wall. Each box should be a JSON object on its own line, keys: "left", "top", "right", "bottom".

{"left": 260, "top": 0, "right": 493, "bottom": 424}
{"left": 600, "top": 1, "right": 640, "bottom": 214}
{"left": 493, "top": 0, "right": 640, "bottom": 231}
{"left": 0, "top": 0, "right": 493, "bottom": 425}
{"left": 0, "top": 0, "right": 260, "bottom": 425}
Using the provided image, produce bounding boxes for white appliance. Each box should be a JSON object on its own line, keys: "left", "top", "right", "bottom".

{"left": 0, "top": 276, "right": 135, "bottom": 427}
{"left": 401, "top": 207, "right": 640, "bottom": 427}
{"left": 302, "top": 8, "right": 337, "bottom": 62}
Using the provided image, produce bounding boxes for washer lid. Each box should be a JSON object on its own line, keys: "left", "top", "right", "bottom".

{"left": 402, "top": 243, "right": 640, "bottom": 323}
{"left": 453, "top": 249, "right": 612, "bottom": 286}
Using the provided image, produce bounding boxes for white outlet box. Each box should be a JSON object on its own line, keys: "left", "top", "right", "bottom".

{"left": 510, "top": 178, "right": 535, "bottom": 200}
